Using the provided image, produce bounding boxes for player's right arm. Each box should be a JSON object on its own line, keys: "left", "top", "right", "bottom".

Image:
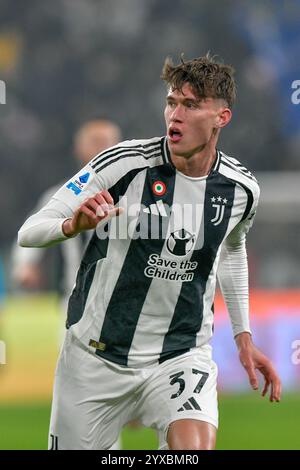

{"left": 18, "top": 164, "right": 120, "bottom": 248}
{"left": 18, "top": 138, "right": 153, "bottom": 247}
{"left": 12, "top": 184, "right": 60, "bottom": 287}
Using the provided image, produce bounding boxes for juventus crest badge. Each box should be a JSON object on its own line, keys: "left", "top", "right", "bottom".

{"left": 210, "top": 196, "right": 227, "bottom": 226}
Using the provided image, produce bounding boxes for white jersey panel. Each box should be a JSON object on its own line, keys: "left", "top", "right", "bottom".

{"left": 128, "top": 173, "right": 207, "bottom": 366}
{"left": 71, "top": 169, "right": 147, "bottom": 344}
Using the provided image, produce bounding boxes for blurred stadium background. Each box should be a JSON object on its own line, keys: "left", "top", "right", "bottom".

{"left": 0, "top": 0, "right": 300, "bottom": 450}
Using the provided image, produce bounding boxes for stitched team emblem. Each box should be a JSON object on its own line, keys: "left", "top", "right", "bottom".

{"left": 210, "top": 196, "right": 227, "bottom": 226}
{"left": 152, "top": 181, "right": 166, "bottom": 196}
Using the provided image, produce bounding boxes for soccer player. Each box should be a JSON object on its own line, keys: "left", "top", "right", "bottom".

{"left": 18, "top": 54, "right": 281, "bottom": 450}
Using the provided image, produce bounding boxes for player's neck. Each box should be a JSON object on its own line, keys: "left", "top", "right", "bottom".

{"left": 170, "top": 143, "right": 217, "bottom": 178}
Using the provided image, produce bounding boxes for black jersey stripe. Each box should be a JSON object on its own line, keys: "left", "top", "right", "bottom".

{"left": 96, "top": 165, "right": 176, "bottom": 366}
{"left": 221, "top": 158, "right": 256, "bottom": 180}
{"left": 219, "top": 162, "right": 257, "bottom": 223}
{"left": 92, "top": 139, "right": 161, "bottom": 162}
{"left": 235, "top": 161, "right": 253, "bottom": 172}
{"left": 144, "top": 145, "right": 163, "bottom": 155}
{"left": 94, "top": 151, "right": 162, "bottom": 174}
{"left": 162, "top": 136, "right": 171, "bottom": 166}
{"left": 220, "top": 159, "right": 256, "bottom": 183}
{"left": 218, "top": 168, "right": 255, "bottom": 222}
{"left": 161, "top": 137, "right": 168, "bottom": 165}
{"left": 159, "top": 172, "right": 236, "bottom": 363}
{"left": 162, "top": 136, "right": 178, "bottom": 171}
{"left": 91, "top": 145, "right": 160, "bottom": 167}
{"left": 221, "top": 153, "right": 250, "bottom": 170}
{"left": 228, "top": 159, "right": 253, "bottom": 173}
{"left": 221, "top": 153, "right": 253, "bottom": 170}
{"left": 233, "top": 165, "right": 255, "bottom": 179}
{"left": 66, "top": 168, "right": 147, "bottom": 330}
{"left": 108, "top": 166, "right": 148, "bottom": 203}
{"left": 220, "top": 157, "right": 256, "bottom": 182}
{"left": 66, "top": 232, "right": 108, "bottom": 329}
{"left": 212, "top": 150, "right": 221, "bottom": 172}
{"left": 217, "top": 169, "right": 255, "bottom": 222}
{"left": 93, "top": 147, "right": 160, "bottom": 173}
{"left": 91, "top": 141, "right": 161, "bottom": 169}
{"left": 237, "top": 182, "right": 254, "bottom": 221}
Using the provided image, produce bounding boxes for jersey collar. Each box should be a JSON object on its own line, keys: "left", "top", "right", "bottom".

{"left": 162, "top": 136, "right": 221, "bottom": 175}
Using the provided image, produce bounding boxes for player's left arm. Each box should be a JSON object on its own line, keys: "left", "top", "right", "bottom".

{"left": 235, "top": 331, "right": 281, "bottom": 402}
{"left": 217, "top": 185, "right": 281, "bottom": 402}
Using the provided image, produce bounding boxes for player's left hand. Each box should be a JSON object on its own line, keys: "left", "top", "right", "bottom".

{"left": 235, "top": 332, "right": 282, "bottom": 402}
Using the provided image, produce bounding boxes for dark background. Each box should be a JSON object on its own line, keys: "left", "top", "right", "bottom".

{"left": 0, "top": 0, "right": 299, "bottom": 247}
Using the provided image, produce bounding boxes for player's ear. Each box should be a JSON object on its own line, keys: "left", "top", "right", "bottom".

{"left": 216, "top": 107, "right": 232, "bottom": 128}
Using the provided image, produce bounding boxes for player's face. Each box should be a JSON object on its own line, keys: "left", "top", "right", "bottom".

{"left": 164, "top": 82, "right": 228, "bottom": 158}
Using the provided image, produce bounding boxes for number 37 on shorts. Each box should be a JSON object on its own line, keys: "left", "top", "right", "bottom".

{"left": 163, "top": 357, "right": 218, "bottom": 428}
{"left": 169, "top": 369, "right": 209, "bottom": 410}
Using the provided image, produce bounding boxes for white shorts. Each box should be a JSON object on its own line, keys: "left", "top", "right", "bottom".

{"left": 48, "top": 330, "right": 218, "bottom": 450}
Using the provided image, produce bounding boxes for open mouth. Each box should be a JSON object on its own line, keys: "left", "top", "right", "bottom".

{"left": 168, "top": 128, "right": 183, "bottom": 143}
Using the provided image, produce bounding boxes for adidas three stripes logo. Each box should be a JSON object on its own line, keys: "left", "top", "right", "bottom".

{"left": 143, "top": 199, "right": 168, "bottom": 217}
{"left": 177, "top": 396, "right": 201, "bottom": 412}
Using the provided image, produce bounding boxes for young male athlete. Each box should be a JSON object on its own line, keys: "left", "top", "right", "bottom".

{"left": 18, "top": 55, "right": 281, "bottom": 450}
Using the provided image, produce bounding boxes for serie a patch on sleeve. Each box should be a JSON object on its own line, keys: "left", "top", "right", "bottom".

{"left": 66, "top": 172, "right": 91, "bottom": 195}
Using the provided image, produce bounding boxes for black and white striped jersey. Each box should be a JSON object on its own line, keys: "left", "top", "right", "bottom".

{"left": 18, "top": 136, "right": 260, "bottom": 367}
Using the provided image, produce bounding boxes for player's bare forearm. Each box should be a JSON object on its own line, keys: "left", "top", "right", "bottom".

{"left": 235, "top": 331, "right": 252, "bottom": 349}
{"left": 62, "top": 189, "right": 123, "bottom": 238}
{"left": 235, "top": 331, "right": 282, "bottom": 402}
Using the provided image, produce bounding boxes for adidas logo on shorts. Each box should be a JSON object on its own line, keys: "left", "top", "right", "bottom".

{"left": 177, "top": 396, "right": 201, "bottom": 412}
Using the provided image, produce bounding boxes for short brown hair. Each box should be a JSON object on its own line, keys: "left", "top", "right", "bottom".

{"left": 161, "top": 54, "right": 236, "bottom": 109}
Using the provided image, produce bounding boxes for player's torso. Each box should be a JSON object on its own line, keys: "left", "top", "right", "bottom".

{"left": 103, "top": 163, "right": 240, "bottom": 285}
{"left": 67, "top": 159, "right": 248, "bottom": 366}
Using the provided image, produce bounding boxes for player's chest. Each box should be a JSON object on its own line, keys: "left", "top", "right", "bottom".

{"left": 118, "top": 168, "right": 243, "bottom": 249}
